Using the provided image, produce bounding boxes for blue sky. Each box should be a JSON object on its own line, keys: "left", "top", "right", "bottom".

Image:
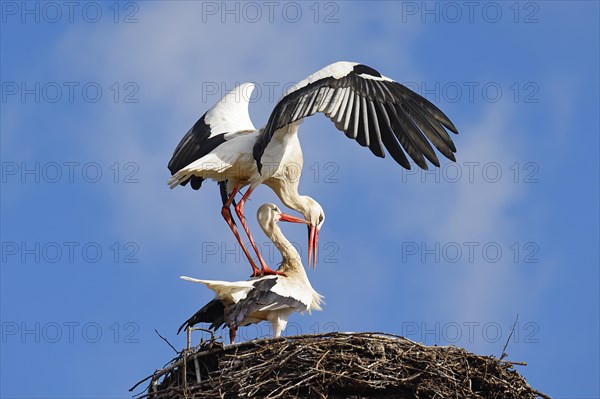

{"left": 1, "top": 1, "right": 598, "bottom": 398}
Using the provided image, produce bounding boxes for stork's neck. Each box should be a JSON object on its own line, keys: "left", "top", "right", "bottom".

{"left": 276, "top": 191, "right": 310, "bottom": 220}
{"left": 268, "top": 222, "right": 300, "bottom": 263}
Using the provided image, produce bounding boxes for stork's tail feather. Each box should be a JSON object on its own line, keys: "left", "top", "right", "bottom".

{"left": 310, "top": 290, "right": 324, "bottom": 313}
{"left": 168, "top": 170, "right": 197, "bottom": 189}
{"left": 167, "top": 176, "right": 181, "bottom": 189}
{"left": 180, "top": 276, "right": 208, "bottom": 284}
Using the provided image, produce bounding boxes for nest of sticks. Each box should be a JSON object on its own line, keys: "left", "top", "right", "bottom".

{"left": 131, "top": 332, "right": 551, "bottom": 399}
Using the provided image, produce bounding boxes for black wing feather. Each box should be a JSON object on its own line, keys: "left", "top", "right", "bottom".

{"left": 396, "top": 102, "right": 440, "bottom": 167}
{"left": 375, "top": 102, "right": 411, "bottom": 169}
{"left": 168, "top": 114, "right": 227, "bottom": 190}
{"left": 366, "top": 100, "right": 385, "bottom": 158}
{"left": 405, "top": 101, "right": 456, "bottom": 162}
{"left": 386, "top": 103, "right": 428, "bottom": 170}
{"left": 392, "top": 81, "right": 458, "bottom": 134}
{"left": 405, "top": 96, "right": 457, "bottom": 153}
{"left": 177, "top": 298, "right": 226, "bottom": 334}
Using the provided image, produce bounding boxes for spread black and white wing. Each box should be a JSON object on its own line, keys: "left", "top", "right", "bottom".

{"left": 168, "top": 82, "right": 256, "bottom": 189}
{"left": 253, "top": 62, "right": 459, "bottom": 171}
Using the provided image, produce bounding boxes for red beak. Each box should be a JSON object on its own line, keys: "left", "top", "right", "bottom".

{"left": 279, "top": 213, "right": 309, "bottom": 224}
{"left": 307, "top": 224, "right": 319, "bottom": 269}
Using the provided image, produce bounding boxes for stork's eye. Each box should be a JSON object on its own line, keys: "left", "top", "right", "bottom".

{"left": 318, "top": 215, "right": 324, "bottom": 223}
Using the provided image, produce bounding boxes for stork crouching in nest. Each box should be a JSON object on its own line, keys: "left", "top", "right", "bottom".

{"left": 177, "top": 203, "right": 323, "bottom": 343}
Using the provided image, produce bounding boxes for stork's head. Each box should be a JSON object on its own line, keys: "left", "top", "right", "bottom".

{"left": 299, "top": 196, "right": 325, "bottom": 269}
{"left": 257, "top": 203, "right": 309, "bottom": 231}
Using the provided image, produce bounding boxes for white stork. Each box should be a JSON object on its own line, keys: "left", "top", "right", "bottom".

{"left": 177, "top": 203, "right": 323, "bottom": 344}
{"left": 168, "top": 61, "right": 459, "bottom": 275}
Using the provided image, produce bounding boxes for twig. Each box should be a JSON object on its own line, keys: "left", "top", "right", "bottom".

{"left": 154, "top": 329, "right": 178, "bottom": 354}
{"left": 500, "top": 314, "right": 519, "bottom": 360}
{"left": 503, "top": 360, "right": 528, "bottom": 366}
{"left": 129, "top": 374, "right": 153, "bottom": 392}
{"left": 533, "top": 389, "right": 554, "bottom": 399}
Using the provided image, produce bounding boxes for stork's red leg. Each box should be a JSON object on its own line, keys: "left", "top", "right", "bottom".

{"left": 229, "top": 326, "right": 237, "bottom": 344}
{"left": 234, "top": 187, "right": 287, "bottom": 277}
{"left": 221, "top": 186, "right": 261, "bottom": 277}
